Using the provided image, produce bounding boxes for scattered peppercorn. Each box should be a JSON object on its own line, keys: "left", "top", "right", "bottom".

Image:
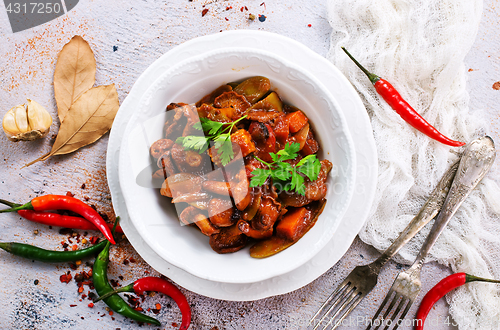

{"left": 248, "top": 14, "right": 256, "bottom": 20}
{"left": 34, "top": 279, "right": 39, "bottom": 285}
{"left": 88, "top": 302, "right": 94, "bottom": 308}
{"left": 258, "top": 14, "right": 266, "bottom": 22}
{"left": 81, "top": 183, "right": 86, "bottom": 189}
{"left": 308, "top": 24, "right": 312, "bottom": 27}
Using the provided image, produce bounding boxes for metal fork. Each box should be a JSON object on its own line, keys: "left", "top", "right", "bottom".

{"left": 307, "top": 159, "right": 461, "bottom": 330}
{"left": 366, "top": 136, "right": 496, "bottom": 330}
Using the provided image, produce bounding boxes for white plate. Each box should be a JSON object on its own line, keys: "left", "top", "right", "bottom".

{"left": 118, "top": 47, "right": 356, "bottom": 284}
{"left": 107, "top": 30, "right": 377, "bottom": 300}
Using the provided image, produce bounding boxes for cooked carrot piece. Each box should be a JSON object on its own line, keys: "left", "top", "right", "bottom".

{"left": 275, "top": 207, "right": 312, "bottom": 241}
{"left": 273, "top": 115, "right": 289, "bottom": 144}
{"left": 231, "top": 129, "right": 256, "bottom": 157}
{"left": 286, "top": 111, "right": 309, "bottom": 133}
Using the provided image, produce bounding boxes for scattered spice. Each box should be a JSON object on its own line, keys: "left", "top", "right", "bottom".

{"left": 81, "top": 183, "right": 86, "bottom": 189}
{"left": 60, "top": 272, "right": 72, "bottom": 283}
{"left": 493, "top": 81, "right": 500, "bottom": 90}
{"left": 248, "top": 14, "right": 256, "bottom": 20}
{"left": 88, "top": 302, "right": 94, "bottom": 308}
{"left": 202, "top": 8, "right": 209, "bottom": 17}
{"left": 308, "top": 24, "right": 312, "bottom": 27}
{"left": 34, "top": 279, "right": 39, "bottom": 285}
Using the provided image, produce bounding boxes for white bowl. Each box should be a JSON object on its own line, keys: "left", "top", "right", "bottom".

{"left": 118, "top": 47, "right": 356, "bottom": 284}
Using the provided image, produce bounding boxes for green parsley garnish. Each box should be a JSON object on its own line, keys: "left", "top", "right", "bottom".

{"left": 249, "top": 142, "right": 321, "bottom": 196}
{"left": 176, "top": 115, "right": 248, "bottom": 166}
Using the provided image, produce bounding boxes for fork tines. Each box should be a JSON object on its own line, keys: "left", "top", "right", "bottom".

{"left": 365, "top": 289, "right": 414, "bottom": 330}
{"left": 308, "top": 279, "right": 364, "bottom": 330}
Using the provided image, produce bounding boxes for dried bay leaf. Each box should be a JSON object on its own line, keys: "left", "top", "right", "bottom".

{"left": 25, "top": 84, "right": 119, "bottom": 167}
{"left": 54, "top": 35, "right": 96, "bottom": 123}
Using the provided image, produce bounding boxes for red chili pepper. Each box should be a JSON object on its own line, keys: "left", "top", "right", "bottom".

{"left": 0, "top": 195, "right": 115, "bottom": 244}
{"left": 415, "top": 273, "right": 500, "bottom": 329}
{"left": 16, "top": 210, "right": 123, "bottom": 233}
{"left": 341, "top": 47, "right": 465, "bottom": 147}
{"left": 95, "top": 276, "right": 191, "bottom": 330}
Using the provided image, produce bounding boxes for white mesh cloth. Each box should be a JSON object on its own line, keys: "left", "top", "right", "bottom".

{"left": 326, "top": 0, "right": 500, "bottom": 328}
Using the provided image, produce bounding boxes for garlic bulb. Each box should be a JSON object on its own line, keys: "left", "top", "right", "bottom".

{"left": 2, "top": 99, "right": 53, "bottom": 142}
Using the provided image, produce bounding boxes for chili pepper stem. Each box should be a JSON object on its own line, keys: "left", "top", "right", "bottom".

{"left": 93, "top": 283, "right": 134, "bottom": 302}
{"left": 341, "top": 47, "right": 380, "bottom": 85}
{"left": 466, "top": 274, "right": 500, "bottom": 284}
{"left": 0, "top": 199, "right": 19, "bottom": 208}
{"left": 0, "top": 201, "right": 33, "bottom": 213}
{"left": 0, "top": 242, "right": 12, "bottom": 253}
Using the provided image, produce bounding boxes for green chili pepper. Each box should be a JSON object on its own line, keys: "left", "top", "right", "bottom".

{"left": 92, "top": 222, "right": 161, "bottom": 326}
{"left": 0, "top": 240, "right": 107, "bottom": 263}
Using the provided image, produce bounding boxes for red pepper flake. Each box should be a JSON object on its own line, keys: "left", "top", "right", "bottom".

{"left": 72, "top": 244, "right": 78, "bottom": 251}
{"left": 123, "top": 259, "right": 129, "bottom": 265}
{"left": 202, "top": 8, "right": 209, "bottom": 17}
{"left": 78, "top": 286, "right": 84, "bottom": 293}
{"left": 129, "top": 257, "right": 136, "bottom": 263}
{"left": 308, "top": 24, "right": 312, "bottom": 27}
{"left": 134, "top": 307, "right": 143, "bottom": 312}
{"left": 225, "top": 6, "right": 232, "bottom": 10}
{"left": 260, "top": 2, "right": 266, "bottom": 9}
{"left": 70, "top": 304, "right": 77, "bottom": 307}
{"left": 88, "top": 302, "right": 94, "bottom": 308}
{"left": 155, "top": 303, "right": 161, "bottom": 310}
{"left": 493, "top": 81, "right": 500, "bottom": 90}
{"left": 66, "top": 191, "right": 74, "bottom": 197}
{"left": 81, "top": 183, "right": 86, "bottom": 189}
{"left": 245, "top": 6, "right": 248, "bottom": 10}
{"left": 240, "top": 6, "right": 244, "bottom": 11}
{"left": 82, "top": 294, "right": 87, "bottom": 299}
{"left": 109, "top": 311, "right": 114, "bottom": 316}
{"left": 60, "top": 273, "right": 72, "bottom": 283}
{"left": 225, "top": 17, "right": 229, "bottom": 21}
{"left": 173, "top": 323, "right": 179, "bottom": 328}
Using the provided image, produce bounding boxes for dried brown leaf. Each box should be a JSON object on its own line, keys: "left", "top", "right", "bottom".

{"left": 25, "top": 85, "right": 119, "bottom": 167}
{"left": 54, "top": 35, "right": 96, "bottom": 123}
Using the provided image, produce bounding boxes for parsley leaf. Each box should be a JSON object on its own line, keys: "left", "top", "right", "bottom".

{"left": 250, "top": 168, "right": 272, "bottom": 187}
{"left": 297, "top": 155, "right": 321, "bottom": 181}
{"left": 176, "top": 135, "right": 210, "bottom": 153}
{"left": 178, "top": 115, "right": 248, "bottom": 166}
{"left": 249, "top": 142, "right": 322, "bottom": 196}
